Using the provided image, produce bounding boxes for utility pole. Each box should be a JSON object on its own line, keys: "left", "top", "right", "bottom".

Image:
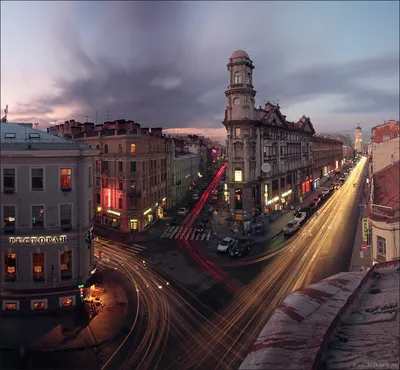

{"left": 106, "top": 111, "right": 110, "bottom": 121}
{"left": 85, "top": 116, "right": 90, "bottom": 123}
{"left": 95, "top": 111, "right": 99, "bottom": 124}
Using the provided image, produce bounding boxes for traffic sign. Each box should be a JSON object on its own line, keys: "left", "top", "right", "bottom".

{"left": 360, "top": 244, "right": 368, "bottom": 251}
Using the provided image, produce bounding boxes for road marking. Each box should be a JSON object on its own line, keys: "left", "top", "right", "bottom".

{"left": 170, "top": 226, "right": 181, "bottom": 239}
{"left": 160, "top": 226, "right": 173, "bottom": 238}
{"left": 206, "top": 229, "right": 211, "bottom": 241}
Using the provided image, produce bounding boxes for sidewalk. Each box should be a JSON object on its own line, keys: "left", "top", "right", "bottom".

{"left": 213, "top": 181, "right": 330, "bottom": 243}
{"left": 0, "top": 273, "right": 129, "bottom": 352}
{"left": 349, "top": 167, "right": 372, "bottom": 272}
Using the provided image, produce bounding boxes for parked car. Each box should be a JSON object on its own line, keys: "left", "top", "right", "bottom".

{"left": 192, "top": 193, "right": 199, "bottom": 201}
{"left": 229, "top": 241, "right": 251, "bottom": 258}
{"left": 328, "top": 184, "right": 335, "bottom": 191}
{"left": 298, "top": 207, "right": 312, "bottom": 217}
{"left": 177, "top": 207, "right": 188, "bottom": 217}
{"left": 283, "top": 221, "right": 301, "bottom": 235}
{"left": 211, "top": 189, "right": 218, "bottom": 195}
{"left": 294, "top": 212, "right": 307, "bottom": 224}
{"left": 217, "top": 237, "right": 237, "bottom": 253}
{"left": 321, "top": 188, "right": 330, "bottom": 196}
{"left": 313, "top": 197, "right": 321, "bottom": 205}
{"left": 334, "top": 182, "right": 341, "bottom": 189}
{"left": 318, "top": 193, "right": 325, "bottom": 201}
{"left": 309, "top": 202, "right": 318, "bottom": 211}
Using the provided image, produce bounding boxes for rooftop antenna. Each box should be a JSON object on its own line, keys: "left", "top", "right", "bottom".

{"left": 85, "top": 115, "right": 90, "bottom": 123}
{"left": 95, "top": 111, "right": 99, "bottom": 124}
{"left": 106, "top": 111, "right": 110, "bottom": 121}
{"left": 34, "top": 122, "right": 39, "bottom": 130}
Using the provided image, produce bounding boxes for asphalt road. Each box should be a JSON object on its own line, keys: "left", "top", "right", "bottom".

{"left": 162, "top": 157, "right": 368, "bottom": 370}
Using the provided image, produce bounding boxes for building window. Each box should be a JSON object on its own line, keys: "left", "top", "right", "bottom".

{"left": 60, "top": 251, "right": 72, "bottom": 279}
{"left": 118, "top": 144, "right": 122, "bottom": 153}
{"left": 104, "top": 144, "right": 108, "bottom": 153}
{"left": 3, "top": 168, "right": 15, "bottom": 191}
{"left": 88, "top": 199, "right": 92, "bottom": 222}
{"left": 31, "top": 168, "right": 44, "bottom": 191}
{"left": 60, "top": 204, "right": 72, "bottom": 228}
{"left": 131, "top": 162, "right": 137, "bottom": 172}
{"left": 31, "top": 300, "right": 47, "bottom": 311}
{"left": 119, "top": 179, "right": 123, "bottom": 190}
{"left": 96, "top": 144, "right": 100, "bottom": 150}
{"left": 3, "top": 205, "right": 16, "bottom": 231}
{"left": 96, "top": 176, "right": 100, "bottom": 187}
{"left": 60, "top": 168, "right": 72, "bottom": 190}
{"left": 32, "top": 252, "right": 45, "bottom": 282}
{"left": 102, "top": 177, "right": 108, "bottom": 188}
{"left": 130, "top": 144, "right": 136, "bottom": 153}
{"left": 3, "top": 301, "right": 19, "bottom": 311}
{"left": 234, "top": 71, "right": 241, "bottom": 84}
{"left": 377, "top": 236, "right": 386, "bottom": 256}
{"left": 88, "top": 166, "right": 93, "bottom": 187}
{"left": 59, "top": 296, "right": 75, "bottom": 308}
{"left": 235, "top": 188, "right": 243, "bottom": 210}
{"left": 4, "top": 253, "right": 17, "bottom": 281}
{"left": 118, "top": 197, "right": 123, "bottom": 209}
{"left": 119, "top": 161, "right": 123, "bottom": 172}
{"left": 96, "top": 160, "right": 101, "bottom": 173}
{"left": 246, "top": 73, "right": 251, "bottom": 85}
{"left": 96, "top": 193, "right": 101, "bottom": 204}
{"left": 32, "top": 205, "right": 44, "bottom": 229}
{"left": 234, "top": 170, "right": 243, "bottom": 182}
{"left": 102, "top": 161, "right": 108, "bottom": 172}
{"left": 235, "top": 127, "right": 241, "bottom": 138}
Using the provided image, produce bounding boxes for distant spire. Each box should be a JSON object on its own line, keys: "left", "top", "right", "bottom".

{"left": 1, "top": 104, "right": 8, "bottom": 123}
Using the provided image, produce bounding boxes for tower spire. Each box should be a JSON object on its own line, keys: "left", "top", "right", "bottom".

{"left": 1, "top": 104, "right": 8, "bottom": 123}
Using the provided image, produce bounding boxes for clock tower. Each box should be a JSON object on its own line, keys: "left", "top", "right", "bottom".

{"left": 224, "top": 50, "right": 256, "bottom": 121}
{"left": 223, "top": 50, "right": 259, "bottom": 225}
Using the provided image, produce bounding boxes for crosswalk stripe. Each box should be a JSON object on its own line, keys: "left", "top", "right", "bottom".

{"left": 159, "top": 227, "right": 212, "bottom": 241}
{"left": 170, "top": 226, "right": 181, "bottom": 239}
{"left": 206, "top": 230, "right": 211, "bottom": 241}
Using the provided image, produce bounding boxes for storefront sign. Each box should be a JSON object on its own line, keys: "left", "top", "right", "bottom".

{"left": 143, "top": 208, "right": 152, "bottom": 216}
{"left": 9, "top": 235, "right": 67, "bottom": 244}
{"left": 362, "top": 218, "right": 370, "bottom": 242}
{"left": 107, "top": 210, "right": 120, "bottom": 217}
{"left": 281, "top": 190, "right": 292, "bottom": 198}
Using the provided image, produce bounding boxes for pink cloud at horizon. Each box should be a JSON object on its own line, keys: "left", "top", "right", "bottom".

{"left": 164, "top": 127, "right": 227, "bottom": 144}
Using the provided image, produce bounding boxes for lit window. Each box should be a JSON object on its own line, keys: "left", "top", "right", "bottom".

{"left": 32, "top": 252, "right": 45, "bottom": 281}
{"left": 4, "top": 302, "right": 18, "bottom": 311}
{"left": 60, "top": 251, "right": 72, "bottom": 279}
{"left": 130, "top": 144, "right": 136, "bottom": 153}
{"left": 234, "top": 170, "right": 243, "bottom": 182}
{"left": 60, "top": 168, "right": 72, "bottom": 190}
{"left": 32, "top": 301, "right": 46, "bottom": 310}
{"left": 235, "top": 128, "right": 241, "bottom": 138}
{"left": 4, "top": 253, "right": 17, "bottom": 281}
{"left": 3, "top": 205, "right": 16, "bottom": 231}
{"left": 61, "top": 297, "right": 74, "bottom": 307}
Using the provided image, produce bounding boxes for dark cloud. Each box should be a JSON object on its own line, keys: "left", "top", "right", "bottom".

{"left": 265, "top": 54, "right": 399, "bottom": 114}
{"left": 31, "top": 3, "right": 398, "bottom": 130}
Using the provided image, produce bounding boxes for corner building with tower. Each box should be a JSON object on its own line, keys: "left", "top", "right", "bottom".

{"left": 223, "top": 50, "right": 315, "bottom": 222}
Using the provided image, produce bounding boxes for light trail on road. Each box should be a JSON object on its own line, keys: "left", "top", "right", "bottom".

{"left": 169, "top": 157, "right": 368, "bottom": 370}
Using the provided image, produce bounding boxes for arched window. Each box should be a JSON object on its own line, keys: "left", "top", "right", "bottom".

{"left": 246, "top": 73, "right": 251, "bottom": 85}
{"left": 96, "top": 144, "right": 100, "bottom": 150}
{"left": 234, "top": 71, "right": 241, "bottom": 84}
{"left": 130, "top": 144, "right": 136, "bottom": 153}
{"left": 118, "top": 144, "right": 123, "bottom": 154}
{"left": 89, "top": 145, "right": 92, "bottom": 148}
{"left": 104, "top": 144, "right": 108, "bottom": 153}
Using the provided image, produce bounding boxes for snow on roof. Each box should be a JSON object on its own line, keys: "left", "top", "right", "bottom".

{"left": 240, "top": 271, "right": 366, "bottom": 370}
{"left": 323, "top": 261, "right": 400, "bottom": 370}
{"left": 0, "top": 122, "right": 90, "bottom": 151}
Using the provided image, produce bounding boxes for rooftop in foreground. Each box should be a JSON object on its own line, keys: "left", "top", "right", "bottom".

{"left": 240, "top": 260, "right": 400, "bottom": 370}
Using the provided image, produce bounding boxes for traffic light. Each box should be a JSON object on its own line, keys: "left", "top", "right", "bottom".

{"left": 99, "top": 251, "right": 105, "bottom": 261}
{"left": 78, "top": 284, "right": 84, "bottom": 298}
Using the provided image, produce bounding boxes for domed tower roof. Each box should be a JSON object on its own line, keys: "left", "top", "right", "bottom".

{"left": 231, "top": 50, "right": 250, "bottom": 59}
{"left": 356, "top": 124, "right": 362, "bottom": 130}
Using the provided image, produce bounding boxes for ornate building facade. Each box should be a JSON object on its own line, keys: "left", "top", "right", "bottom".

{"left": 355, "top": 124, "right": 363, "bottom": 153}
{"left": 223, "top": 50, "right": 315, "bottom": 222}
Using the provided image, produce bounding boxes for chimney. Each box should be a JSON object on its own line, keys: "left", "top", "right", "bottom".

{"left": 151, "top": 127, "right": 163, "bottom": 137}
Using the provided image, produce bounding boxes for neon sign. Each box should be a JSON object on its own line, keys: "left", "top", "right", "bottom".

{"left": 9, "top": 235, "right": 67, "bottom": 244}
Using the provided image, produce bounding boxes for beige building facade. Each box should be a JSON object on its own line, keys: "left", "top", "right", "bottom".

{"left": 223, "top": 50, "right": 315, "bottom": 221}
{"left": 53, "top": 120, "right": 168, "bottom": 233}
{"left": 0, "top": 123, "right": 97, "bottom": 313}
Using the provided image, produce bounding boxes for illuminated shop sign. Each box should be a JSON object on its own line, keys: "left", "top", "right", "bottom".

{"left": 9, "top": 235, "right": 67, "bottom": 244}
{"left": 107, "top": 210, "right": 121, "bottom": 217}
{"left": 234, "top": 170, "right": 242, "bottom": 182}
{"left": 143, "top": 208, "right": 152, "bottom": 216}
{"left": 281, "top": 190, "right": 292, "bottom": 198}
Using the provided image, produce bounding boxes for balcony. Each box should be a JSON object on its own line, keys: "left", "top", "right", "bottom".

{"left": 128, "top": 190, "right": 141, "bottom": 199}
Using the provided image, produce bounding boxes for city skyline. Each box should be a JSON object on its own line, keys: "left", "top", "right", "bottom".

{"left": 1, "top": 1, "right": 399, "bottom": 143}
